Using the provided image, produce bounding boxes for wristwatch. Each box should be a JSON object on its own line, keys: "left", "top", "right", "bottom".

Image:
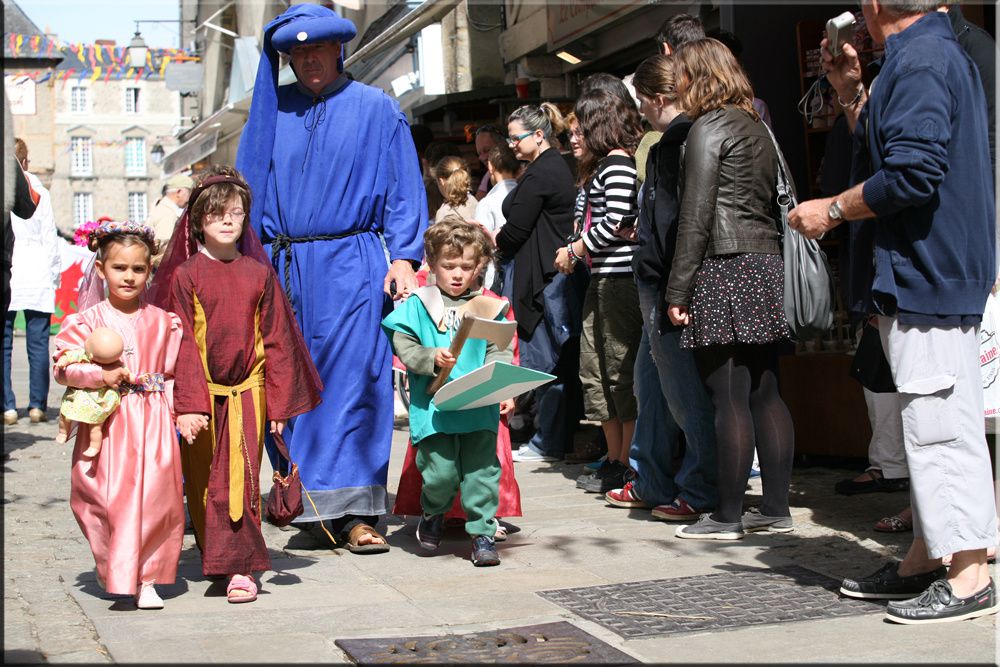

{"left": 828, "top": 199, "right": 845, "bottom": 222}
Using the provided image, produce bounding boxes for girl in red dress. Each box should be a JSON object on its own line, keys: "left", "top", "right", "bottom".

{"left": 161, "top": 166, "right": 322, "bottom": 604}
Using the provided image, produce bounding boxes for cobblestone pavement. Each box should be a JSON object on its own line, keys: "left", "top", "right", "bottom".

{"left": 3, "top": 334, "right": 998, "bottom": 664}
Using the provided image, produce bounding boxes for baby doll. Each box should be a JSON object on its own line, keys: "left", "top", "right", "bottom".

{"left": 55, "top": 327, "right": 128, "bottom": 457}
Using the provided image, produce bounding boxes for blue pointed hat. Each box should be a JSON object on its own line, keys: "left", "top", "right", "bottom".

{"left": 236, "top": 4, "right": 357, "bottom": 235}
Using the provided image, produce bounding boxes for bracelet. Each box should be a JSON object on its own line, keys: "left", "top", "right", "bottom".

{"left": 566, "top": 243, "right": 581, "bottom": 264}
{"left": 837, "top": 85, "right": 864, "bottom": 108}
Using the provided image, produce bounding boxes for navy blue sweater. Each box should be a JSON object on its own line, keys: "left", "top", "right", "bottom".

{"left": 858, "top": 12, "right": 994, "bottom": 322}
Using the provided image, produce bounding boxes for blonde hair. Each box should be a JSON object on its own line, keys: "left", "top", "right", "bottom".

{"left": 507, "top": 102, "right": 567, "bottom": 138}
{"left": 433, "top": 156, "right": 472, "bottom": 208}
{"left": 675, "top": 38, "right": 758, "bottom": 121}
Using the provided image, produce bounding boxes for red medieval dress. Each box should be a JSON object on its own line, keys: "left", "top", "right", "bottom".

{"left": 170, "top": 252, "right": 322, "bottom": 576}
{"left": 392, "top": 280, "right": 522, "bottom": 520}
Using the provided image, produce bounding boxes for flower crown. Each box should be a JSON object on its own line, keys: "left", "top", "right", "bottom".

{"left": 87, "top": 220, "right": 157, "bottom": 248}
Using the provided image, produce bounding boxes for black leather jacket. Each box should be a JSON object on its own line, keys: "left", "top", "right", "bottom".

{"left": 666, "top": 105, "right": 781, "bottom": 306}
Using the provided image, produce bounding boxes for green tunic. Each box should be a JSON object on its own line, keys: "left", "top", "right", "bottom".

{"left": 381, "top": 286, "right": 511, "bottom": 444}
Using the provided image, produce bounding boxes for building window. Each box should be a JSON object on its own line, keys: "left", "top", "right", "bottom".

{"left": 70, "top": 86, "right": 87, "bottom": 113}
{"left": 124, "top": 87, "right": 140, "bottom": 114}
{"left": 128, "top": 192, "right": 148, "bottom": 222}
{"left": 124, "top": 137, "right": 146, "bottom": 176}
{"left": 73, "top": 193, "right": 93, "bottom": 227}
{"left": 70, "top": 136, "right": 93, "bottom": 176}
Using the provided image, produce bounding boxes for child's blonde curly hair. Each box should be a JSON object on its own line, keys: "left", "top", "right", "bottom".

{"left": 424, "top": 217, "right": 495, "bottom": 271}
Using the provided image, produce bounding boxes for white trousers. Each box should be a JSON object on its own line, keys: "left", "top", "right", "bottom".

{"left": 863, "top": 388, "right": 908, "bottom": 479}
{"left": 878, "top": 316, "right": 998, "bottom": 559}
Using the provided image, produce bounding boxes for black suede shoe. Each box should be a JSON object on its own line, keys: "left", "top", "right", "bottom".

{"left": 471, "top": 535, "right": 500, "bottom": 567}
{"left": 579, "top": 461, "right": 628, "bottom": 494}
{"left": 416, "top": 513, "right": 444, "bottom": 551}
{"left": 886, "top": 579, "right": 998, "bottom": 624}
{"left": 834, "top": 470, "right": 909, "bottom": 495}
{"left": 840, "top": 562, "right": 947, "bottom": 600}
{"left": 575, "top": 459, "right": 611, "bottom": 489}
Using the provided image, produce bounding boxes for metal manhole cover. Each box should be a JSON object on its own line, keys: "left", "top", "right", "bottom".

{"left": 334, "top": 621, "right": 636, "bottom": 664}
{"left": 539, "top": 565, "right": 883, "bottom": 638}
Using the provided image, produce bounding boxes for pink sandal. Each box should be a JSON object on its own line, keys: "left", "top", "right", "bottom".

{"left": 227, "top": 574, "right": 258, "bottom": 603}
{"left": 873, "top": 513, "right": 913, "bottom": 533}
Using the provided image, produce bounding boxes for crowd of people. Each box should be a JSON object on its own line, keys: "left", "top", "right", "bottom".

{"left": 2, "top": 1, "right": 997, "bottom": 627}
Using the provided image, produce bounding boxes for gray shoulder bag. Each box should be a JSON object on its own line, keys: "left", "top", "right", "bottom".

{"left": 763, "top": 124, "right": 836, "bottom": 341}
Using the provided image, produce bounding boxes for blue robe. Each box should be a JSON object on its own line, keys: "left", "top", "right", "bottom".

{"left": 245, "top": 79, "right": 427, "bottom": 521}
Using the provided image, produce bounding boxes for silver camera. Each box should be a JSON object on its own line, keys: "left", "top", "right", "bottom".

{"left": 826, "top": 11, "right": 856, "bottom": 58}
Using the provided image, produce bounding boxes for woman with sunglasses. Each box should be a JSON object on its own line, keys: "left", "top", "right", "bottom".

{"left": 496, "top": 103, "right": 586, "bottom": 463}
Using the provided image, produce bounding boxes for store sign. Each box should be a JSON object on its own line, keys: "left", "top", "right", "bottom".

{"left": 546, "top": 0, "right": 645, "bottom": 51}
{"left": 4, "top": 75, "right": 36, "bottom": 115}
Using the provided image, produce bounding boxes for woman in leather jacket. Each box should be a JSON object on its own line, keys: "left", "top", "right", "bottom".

{"left": 665, "top": 39, "right": 795, "bottom": 540}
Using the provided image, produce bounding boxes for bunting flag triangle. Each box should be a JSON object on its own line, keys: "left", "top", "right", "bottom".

{"left": 14, "top": 34, "right": 24, "bottom": 56}
{"left": 103, "top": 67, "right": 113, "bottom": 83}
{"left": 90, "top": 67, "right": 102, "bottom": 81}
{"left": 159, "top": 55, "right": 171, "bottom": 77}
{"left": 37, "top": 71, "right": 51, "bottom": 83}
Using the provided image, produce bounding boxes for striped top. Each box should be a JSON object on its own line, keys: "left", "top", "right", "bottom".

{"left": 582, "top": 154, "right": 639, "bottom": 276}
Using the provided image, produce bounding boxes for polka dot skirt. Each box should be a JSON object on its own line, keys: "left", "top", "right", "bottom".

{"left": 680, "top": 252, "right": 791, "bottom": 349}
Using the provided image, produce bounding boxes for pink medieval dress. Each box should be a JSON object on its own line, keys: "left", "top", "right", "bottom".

{"left": 54, "top": 300, "right": 184, "bottom": 596}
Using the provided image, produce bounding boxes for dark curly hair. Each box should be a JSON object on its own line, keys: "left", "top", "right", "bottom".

{"left": 574, "top": 88, "right": 643, "bottom": 184}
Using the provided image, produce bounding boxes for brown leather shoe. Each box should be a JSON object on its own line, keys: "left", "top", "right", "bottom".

{"left": 29, "top": 408, "right": 47, "bottom": 423}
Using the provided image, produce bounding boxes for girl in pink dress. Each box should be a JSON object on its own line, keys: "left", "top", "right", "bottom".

{"left": 53, "top": 220, "right": 184, "bottom": 610}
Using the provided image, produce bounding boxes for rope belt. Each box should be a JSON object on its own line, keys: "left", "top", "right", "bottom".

{"left": 207, "top": 373, "right": 265, "bottom": 523}
{"left": 266, "top": 231, "right": 373, "bottom": 310}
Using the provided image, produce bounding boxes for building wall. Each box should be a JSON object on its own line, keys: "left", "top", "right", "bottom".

{"left": 47, "top": 77, "right": 181, "bottom": 235}
{"left": 5, "top": 65, "right": 58, "bottom": 184}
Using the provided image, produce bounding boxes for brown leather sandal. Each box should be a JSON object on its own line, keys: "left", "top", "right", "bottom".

{"left": 345, "top": 523, "right": 390, "bottom": 554}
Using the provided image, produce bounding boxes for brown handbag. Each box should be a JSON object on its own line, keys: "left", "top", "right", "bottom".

{"left": 265, "top": 431, "right": 304, "bottom": 527}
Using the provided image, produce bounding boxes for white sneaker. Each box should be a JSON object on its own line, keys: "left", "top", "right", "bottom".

{"left": 4, "top": 410, "right": 17, "bottom": 426}
{"left": 511, "top": 446, "right": 558, "bottom": 463}
{"left": 135, "top": 582, "right": 164, "bottom": 609}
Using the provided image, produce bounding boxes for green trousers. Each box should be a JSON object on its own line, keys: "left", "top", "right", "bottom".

{"left": 415, "top": 430, "right": 500, "bottom": 537}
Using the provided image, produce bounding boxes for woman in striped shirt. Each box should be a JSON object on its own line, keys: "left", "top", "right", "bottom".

{"left": 555, "top": 88, "right": 644, "bottom": 494}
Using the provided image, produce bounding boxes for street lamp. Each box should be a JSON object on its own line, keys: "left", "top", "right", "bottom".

{"left": 128, "top": 19, "right": 194, "bottom": 67}
{"left": 150, "top": 143, "right": 165, "bottom": 165}
{"left": 128, "top": 27, "right": 148, "bottom": 68}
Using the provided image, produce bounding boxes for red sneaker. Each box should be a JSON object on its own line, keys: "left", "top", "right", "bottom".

{"left": 605, "top": 481, "right": 648, "bottom": 508}
{"left": 651, "top": 497, "right": 702, "bottom": 521}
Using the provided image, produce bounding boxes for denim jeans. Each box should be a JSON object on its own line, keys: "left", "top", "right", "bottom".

{"left": 630, "top": 281, "right": 717, "bottom": 509}
{"left": 504, "top": 261, "right": 586, "bottom": 459}
{"left": 4, "top": 310, "right": 52, "bottom": 412}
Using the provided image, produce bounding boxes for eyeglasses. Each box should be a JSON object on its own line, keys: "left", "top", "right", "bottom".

{"left": 507, "top": 131, "right": 534, "bottom": 146}
{"left": 206, "top": 209, "right": 246, "bottom": 223}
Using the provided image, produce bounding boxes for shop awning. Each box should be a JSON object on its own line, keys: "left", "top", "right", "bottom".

{"left": 343, "top": 0, "right": 462, "bottom": 69}
{"left": 161, "top": 93, "right": 252, "bottom": 176}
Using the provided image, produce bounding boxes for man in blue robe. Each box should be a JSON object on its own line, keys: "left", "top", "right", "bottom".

{"left": 236, "top": 4, "right": 427, "bottom": 552}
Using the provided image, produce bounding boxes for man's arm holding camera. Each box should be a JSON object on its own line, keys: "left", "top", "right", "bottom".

{"left": 821, "top": 37, "right": 867, "bottom": 132}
